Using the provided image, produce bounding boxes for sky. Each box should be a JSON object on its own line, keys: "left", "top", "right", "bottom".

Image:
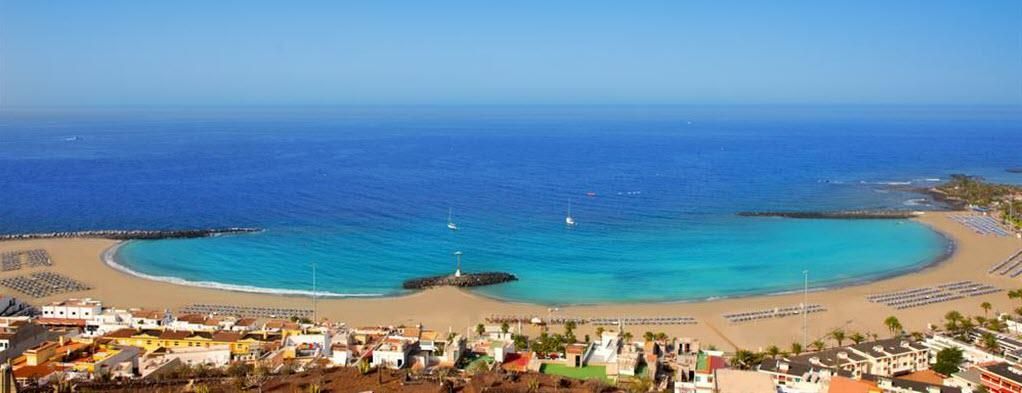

{"left": 1, "top": 1, "right": 1020, "bottom": 107}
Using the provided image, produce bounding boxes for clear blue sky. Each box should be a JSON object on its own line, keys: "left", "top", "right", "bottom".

{"left": 1, "top": 1, "right": 1020, "bottom": 106}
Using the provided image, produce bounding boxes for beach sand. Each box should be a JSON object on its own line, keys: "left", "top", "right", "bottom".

{"left": 1, "top": 211, "right": 1020, "bottom": 352}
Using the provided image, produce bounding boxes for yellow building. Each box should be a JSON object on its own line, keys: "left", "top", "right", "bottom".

{"left": 104, "top": 328, "right": 281, "bottom": 359}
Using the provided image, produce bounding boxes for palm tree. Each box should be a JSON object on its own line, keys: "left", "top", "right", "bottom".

{"left": 981, "top": 302, "right": 993, "bottom": 316}
{"left": 849, "top": 332, "right": 865, "bottom": 344}
{"left": 501, "top": 322, "right": 510, "bottom": 334}
{"left": 884, "top": 316, "right": 903, "bottom": 337}
{"left": 595, "top": 327, "right": 605, "bottom": 337}
{"left": 643, "top": 331, "right": 655, "bottom": 342}
{"left": 945, "top": 311, "right": 964, "bottom": 333}
{"left": 476, "top": 323, "right": 486, "bottom": 337}
{"left": 655, "top": 332, "right": 668, "bottom": 342}
{"left": 811, "top": 340, "right": 826, "bottom": 352}
{"left": 1008, "top": 289, "right": 1022, "bottom": 304}
{"left": 564, "top": 320, "right": 577, "bottom": 336}
{"left": 982, "top": 332, "right": 1000, "bottom": 353}
{"left": 622, "top": 332, "right": 633, "bottom": 342}
{"left": 790, "top": 342, "right": 803, "bottom": 356}
{"left": 730, "top": 349, "right": 759, "bottom": 369}
{"left": 829, "top": 329, "right": 847, "bottom": 346}
{"left": 766, "top": 345, "right": 781, "bottom": 359}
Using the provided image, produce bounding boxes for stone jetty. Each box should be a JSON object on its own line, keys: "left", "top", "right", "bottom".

{"left": 0, "top": 228, "right": 261, "bottom": 241}
{"left": 736, "top": 210, "right": 923, "bottom": 219}
{"left": 403, "top": 272, "right": 517, "bottom": 290}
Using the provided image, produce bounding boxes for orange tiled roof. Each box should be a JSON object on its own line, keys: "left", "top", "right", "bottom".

{"left": 212, "top": 332, "right": 242, "bottom": 342}
{"left": 828, "top": 376, "right": 881, "bottom": 393}
{"left": 176, "top": 314, "right": 207, "bottom": 323}
{"left": 104, "top": 328, "right": 139, "bottom": 339}
{"left": 130, "top": 309, "right": 162, "bottom": 319}
{"left": 898, "top": 369, "right": 946, "bottom": 385}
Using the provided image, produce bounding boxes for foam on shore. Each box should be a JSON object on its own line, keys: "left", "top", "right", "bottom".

{"left": 102, "top": 242, "right": 383, "bottom": 298}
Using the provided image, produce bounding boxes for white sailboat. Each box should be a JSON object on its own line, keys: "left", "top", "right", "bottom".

{"left": 447, "top": 208, "right": 458, "bottom": 231}
{"left": 565, "top": 202, "right": 576, "bottom": 227}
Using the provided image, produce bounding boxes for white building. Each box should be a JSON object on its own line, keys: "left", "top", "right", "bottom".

{"left": 285, "top": 333, "right": 331, "bottom": 358}
{"left": 758, "top": 358, "right": 841, "bottom": 393}
{"left": 924, "top": 334, "right": 1008, "bottom": 366}
{"left": 128, "top": 309, "right": 170, "bottom": 329}
{"left": 330, "top": 343, "right": 352, "bottom": 366}
{"left": 372, "top": 337, "right": 415, "bottom": 369}
{"left": 41, "top": 298, "right": 102, "bottom": 320}
{"left": 158, "top": 345, "right": 232, "bottom": 367}
{"left": 84, "top": 309, "right": 135, "bottom": 337}
{"left": 169, "top": 314, "right": 220, "bottom": 332}
{"left": 788, "top": 338, "right": 929, "bottom": 377}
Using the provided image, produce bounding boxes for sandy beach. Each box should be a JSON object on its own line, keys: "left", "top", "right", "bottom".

{"left": 1, "top": 211, "right": 1019, "bottom": 352}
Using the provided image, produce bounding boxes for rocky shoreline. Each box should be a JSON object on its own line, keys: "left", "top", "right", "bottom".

{"left": 402, "top": 272, "right": 518, "bottom": 290}
{"left": 737, "top": 210, "right": 924, "bottom": 219}
{"left": 0, "top": 228, "right": 261, "bottom": 241}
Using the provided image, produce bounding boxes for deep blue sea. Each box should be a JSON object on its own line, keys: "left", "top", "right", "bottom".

{"left": 1, "top": 106, "right": 1020, "bottom": 304}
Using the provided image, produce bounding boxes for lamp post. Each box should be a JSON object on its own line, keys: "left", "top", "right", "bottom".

{"left": 802, "top": 269, "right": 809, "bottom": 349}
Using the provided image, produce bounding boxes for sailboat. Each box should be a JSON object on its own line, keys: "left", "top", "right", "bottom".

{"left": 447, "top": 208, "right": 458, "bottom": 231}
{"left": 565, "top": 202, "right": 577, "bottom": 227}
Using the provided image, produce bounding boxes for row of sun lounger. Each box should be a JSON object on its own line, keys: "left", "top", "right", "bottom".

{"left": 890, "top": 294, "right": 964, "bottom": 310}
{"left": 937, "top": 281, "right": 975, "bottom": 290}
{"left": 722, "top": 304, "right": 826, "bottom": 323}
{"left": 180, "top": 304, "right": 312, "bottom": 318}
{"left": 484, "top": 314, "right": 697, "bottom": 325}
{"left": 0, "top": 249, "right": 53, "bottom": 271}
{"left": 866, "top": 288, "right": 943, "bottom": 303}
{"left": 868, "top": 280, "right": 1002, "bottom": 309}
{"left": 589, "top": 316, "right": 697, "bottom": 326}
{"left": 949, "top": 214, "right": 1013, "bottom": 237}
{"left": 0, "top": 272, "right": 90, "bottom": 298}
{"left": 989, "top": 249, "right": 1022, "bottom": 276}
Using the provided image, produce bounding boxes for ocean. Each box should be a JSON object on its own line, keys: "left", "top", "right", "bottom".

{"left": 1, "top": 105, "right": 1019, "bottom": 304}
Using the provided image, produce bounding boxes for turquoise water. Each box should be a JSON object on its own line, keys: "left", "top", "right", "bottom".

{"left": 2, "top": 106, "right": 1019, "bottom": 304}
{"left": 116, "top": 217, "right": 947, "bottom": 304}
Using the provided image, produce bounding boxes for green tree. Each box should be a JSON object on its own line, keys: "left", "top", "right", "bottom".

{"left": 932, "top": 347, "right": 964, "bottom": 376}
{"left": 982, "top": 332, "right": 1001, "bottom": 353}
{"left": 1009, "top": 289, "right": 1022, "bottom": 305}
{"left": 981, "top": 301, "right": 992, "bottom": 316}
{"left": 565, "top": 320, "right": 577, "bottom": 334}
{"left": 476, "top": 323, "right": 486, "bottom": 337}
{"left": 884, "top": 316, "right": 903, "bottom": 337}
{"left": 829, "top": 329, "right": 846, "bottom": 346}
{"left": 849, "top": 332, "right": 865, "bottom": 344}
{"left": 513, "top": 334, "right": 529, "bottom": 350}
{"left": 595, "top": 326, "right": 605, "bottom": 337}
{"left": 765, "top": 345, "right": 781, "bottom": 359}
{"left": 643, "top": 331, "right": 655, "bottom": 342}
{"left": 790, "top": 342, "right": 803, "bottom": 356}
{"left": 811, "top": 340, "right": 826, "bottom": 352}
{"left": 501, "top": 322, "right": 510, "bottom": 334}
{"left": 730, "top": 349, "right": 762, "bottom": 370}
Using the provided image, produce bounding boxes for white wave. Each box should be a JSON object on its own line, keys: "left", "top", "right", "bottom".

{"left": 102, "top": 243, "right": 383, "bottom": 298}
{"left": 903, "top": 198, "right": 930, "bottom": 206}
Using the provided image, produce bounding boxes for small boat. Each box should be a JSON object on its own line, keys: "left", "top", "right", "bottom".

{"left": 565, "top": 202, "right": 576, "bottom": 227}
{"left": 447, "top": 208, "right": 458, "bottom": 231}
